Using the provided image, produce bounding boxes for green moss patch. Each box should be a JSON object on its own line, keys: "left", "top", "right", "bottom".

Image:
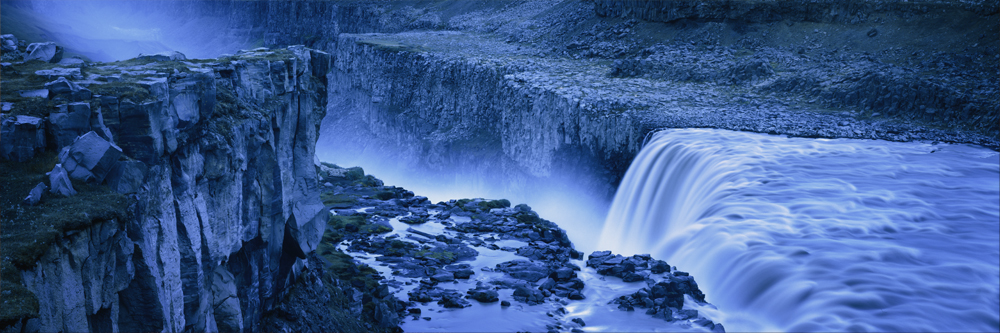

{"left": 321, "top": 193, "right": 358, "bottom": 209}
{"left": 89, "top": 82, "right": 152, "bottom": 104}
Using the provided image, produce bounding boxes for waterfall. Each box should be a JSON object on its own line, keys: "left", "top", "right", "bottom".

{"left": 599, "top": 128, "right": 1000, "bottom": 332}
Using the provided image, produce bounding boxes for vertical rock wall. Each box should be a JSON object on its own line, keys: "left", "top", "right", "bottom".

{"left": 19, "top": 47, "right": 332, "bottom": 332}
{"left": 321, "top": 36, "right": 643, "bottom": 199}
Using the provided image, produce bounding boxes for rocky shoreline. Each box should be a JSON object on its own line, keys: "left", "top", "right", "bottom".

{"left": 269, "top": 162, "right": 726, "bottom": 332}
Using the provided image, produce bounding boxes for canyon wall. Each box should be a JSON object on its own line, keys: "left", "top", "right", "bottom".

{"left": 4, "top": 47, "right": 332, "bottom": 332}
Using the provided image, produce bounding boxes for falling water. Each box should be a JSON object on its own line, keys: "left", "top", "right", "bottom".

{"left": 598, "top": 128, "right": 1000, "bottom": 332}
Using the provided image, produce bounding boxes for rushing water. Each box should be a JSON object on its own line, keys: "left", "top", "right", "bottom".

{"left": 598, "top": 128, "right": 1000, "bottom": 332}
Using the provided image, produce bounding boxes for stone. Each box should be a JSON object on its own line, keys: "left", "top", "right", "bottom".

{"left": 135, "top": 51, "right": 186, "bottom": 62}
{"left": 59, "top": 131, "right": 122, "bottom": 183}
{"left": 45, "top": 77, "right": 91, "bottom": 102}
{"left": 105, "top": 160, "right": 148, "bottom": 194}
{"left": 47, "top": 164, "right": 77, "bottom": 197}
{"left": 1, "top": 115, "right": 46, "bottom": 162}
{"left": 452, "top": 269, "right": 474, "bottom": 279}
{"left": 468, "top": 289, "right": 499, "bottom": 303}
{"left": 25, "top": 42, "right": 63, "bottom": 63}
{"left": 24, "top": 182, "right": 47, "bottom": 205}
{"left": 430, "top": 272, "right": 455, "bottom": 282}
{"left": 1, "top": 34, "right": 17, "bottom": 52}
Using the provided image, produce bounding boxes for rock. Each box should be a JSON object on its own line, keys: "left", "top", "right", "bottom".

{"left": 867, "top": 28, "right": 878, "bottom": 37}
{"left": 430, "top": 272, "right": 455, "bottom": 282}
{"left": 47, "top": 164, "right": 77, "bottom": 197}
{"left": 105, "top": 160, "right": 148, "bottom": 194}
{"left": 48, "top": 102, "right": 95, "bottom": 149}
{"left": 25, "top": 42, "right": 63, "bottom": 63}
{"left": 135, "top": 51, "right": 187, "bottom": 62}
{"left": 496, "top": 260, "right": 549, "bottom": 282}
{"left": 23, "top": 182, "right": 47, "bottom": 205}
{"left": 1, "top": 115, "right": 46, "bottom": 162}
{"left": 1, "top": 34, "right": 17, "bottom": 52}
{"left": 500, "top": 300, "right": 511, "bottom": 307}
{"left": 468, "top": 288, "right": 499, "bottom": 302}
{"left": 452, "top": 269, "right": 474, "bottom": 279}
{"left": 45, "top": 77, "right": 92, "bottom": 102}
{"left": 59, "top": 131, "right": 122, "bottom": 183}
{"left": 571, "top": 317, "right": 586, "bottom": 326}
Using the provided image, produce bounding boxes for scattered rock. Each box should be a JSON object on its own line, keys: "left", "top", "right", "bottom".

{"left": 135, "top": 51, "right": 187, "bottom": 62}
{"left": 23, "top": 182, "right": 46, "bottom": 205}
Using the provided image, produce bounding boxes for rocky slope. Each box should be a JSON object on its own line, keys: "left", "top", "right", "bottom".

{"left": 0, "top": 45, "right": 344, "bottom": 332}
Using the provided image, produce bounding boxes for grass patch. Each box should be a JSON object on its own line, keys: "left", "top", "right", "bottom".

{"left": 0, "top": 152, "right": 133, "bottom": 323}
{"left": 88, "top": 82, "right": 152, "bottom": 104}
{"left": 321, "top": 193, "right": 358, "bottom": 209}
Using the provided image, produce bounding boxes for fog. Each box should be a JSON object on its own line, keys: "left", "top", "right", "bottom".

{"left": 4, "top": 0, "right": 249, "bottom": 61}
{"left": 315, "top": 142, "right": 613, "bottom": 254}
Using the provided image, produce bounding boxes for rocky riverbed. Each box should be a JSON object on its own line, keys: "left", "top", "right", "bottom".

{"left": 271, "top": 162, "right": 727, "bottom": 332}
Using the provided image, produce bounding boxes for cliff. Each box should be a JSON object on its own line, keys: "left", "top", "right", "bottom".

{"left": 1, "top": 46, "right": 333, "bottom": 332}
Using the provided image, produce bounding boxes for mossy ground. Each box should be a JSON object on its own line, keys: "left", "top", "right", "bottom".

{"left": 0, "top": 60, "right": 65, "bottom": 118}
{"left": 0, "top": 152, "right": 133, "bottom": 323}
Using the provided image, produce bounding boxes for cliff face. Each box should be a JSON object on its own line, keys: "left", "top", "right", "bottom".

{"left": 4, "top": 47, "right": 332, "bottom": 332}
{"left": 320, "top": 34, "right": 642, "bottom": 199}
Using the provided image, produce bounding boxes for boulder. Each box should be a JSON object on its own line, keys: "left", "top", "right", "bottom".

{"left": 45, "top": 77, "right": 92, "bottom": 102}
{"left": 24, "top": 182, "right": 47, "bottom": 205}
{"left": 59, "top": 131, "right": 122, "bottom": 183}
{"left": 105, "top": 160, "right": 148, "bottom": 194}
{"left": 135, "top": 51, "right": 186, "bottom": 62}
{"left": 467, "top": 288, "right": 499, "bottom": 303}
{"left": 47, "top": 164, "right": 77, "bottom": 197}
{"left": 1, "top": 34, "right": 17, "bottom": 52}
{"left": 25, "top": 42, "right": 63, "bottom": 63}
{"left": 1, "top": 115, "right": 46, "bottom": 162}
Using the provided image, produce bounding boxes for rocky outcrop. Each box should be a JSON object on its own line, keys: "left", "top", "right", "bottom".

{"left": 593, "top": 0, "right": 999, "bottom": 24}
{"left": 2, "top": 46, "right": 333, "bottom": 332}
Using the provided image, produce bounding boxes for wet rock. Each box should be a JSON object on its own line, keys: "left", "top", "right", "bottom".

{"left": 430, "top": 272, "right": 456, "bottom": 282}
{"left": 512, "top": 284, "right": 546, "bottom": 305}
{"left": 496, "top": 260, "right": 550, "bottom": 282}
{"left": 467, "top": 288, "right": 499, "bottom": 303}
{"left": 1, "top": 115, "right": 46, "bottom": 162}
{"left": 25, "top": 42, "right": 63, "bottom": 63}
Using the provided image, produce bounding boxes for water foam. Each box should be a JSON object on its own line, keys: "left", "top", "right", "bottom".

{"left": 599, "top": 128, "right": 1000, "bottom": 331}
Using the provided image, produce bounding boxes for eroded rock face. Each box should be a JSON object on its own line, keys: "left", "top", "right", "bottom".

{"left": 0, "top": 115, "right": 46, "bottom": 162}
{"left": 17, "top": 48, "right": 333, "bottom": 333}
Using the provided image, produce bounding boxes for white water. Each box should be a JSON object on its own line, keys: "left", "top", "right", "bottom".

{"left": 598, "top": 128, "right": 1000, "bottom": 332}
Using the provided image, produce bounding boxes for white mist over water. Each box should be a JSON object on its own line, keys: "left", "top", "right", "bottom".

{"left": 599, "top": 128, "right": 1000, "bottom": 332}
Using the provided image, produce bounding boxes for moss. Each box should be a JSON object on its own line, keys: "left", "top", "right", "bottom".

{"left": 413, "top": 249, "right": 456, "bottom": 262}
{"left": 0, "top": 152, "right": 133, "bottom": 323}
{"left": 321, "top": 193, "right": 358, "bottom": 209}
{"left": 89, "top": 82, "right": 152, "bottom": 104}
{"left": 327, "top": 215, "right": 390, "bottom": 239}
{"left": 478, "top": 199, "right": 511, "bottom": 210}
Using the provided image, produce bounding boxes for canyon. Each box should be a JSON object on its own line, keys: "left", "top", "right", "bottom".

{"left": 1, "top": 0, "right": 997, "bottom": 332}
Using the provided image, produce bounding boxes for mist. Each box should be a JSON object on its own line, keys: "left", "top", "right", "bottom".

{"left": 2, "top": 0, "right": 250, "bottom": 61}
{"left": 315, "top": 139, "right": 613, "bottom": 254}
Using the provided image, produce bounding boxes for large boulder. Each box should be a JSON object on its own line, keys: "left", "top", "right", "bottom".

{"left": 25, "top": 42, "right": 63, "bottom": 63}
{"left": 45, "top": 77, "right": 92, "bottom": 102}
{"left": 1, "top": 115, "right": 46, "bottom": 162}
{"left": 59, "top": 131, "right": 122, "bottom": 183}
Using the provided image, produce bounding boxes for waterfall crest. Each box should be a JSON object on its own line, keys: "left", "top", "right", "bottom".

{"left": 599, "top": 128, "right": 1000, "bottom": 332}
